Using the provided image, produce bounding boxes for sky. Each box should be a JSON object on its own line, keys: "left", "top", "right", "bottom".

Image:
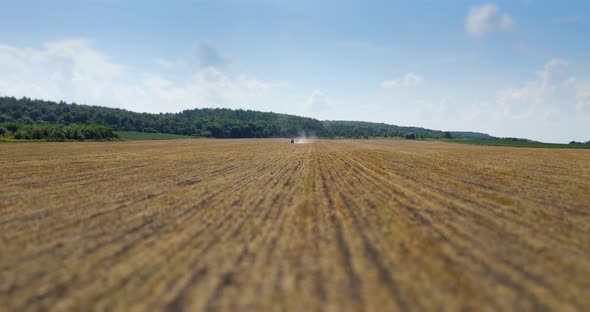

{"left": 0, "top": 0, "right": 589, "bottom": 143}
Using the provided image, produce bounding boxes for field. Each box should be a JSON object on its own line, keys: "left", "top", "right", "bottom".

{"left": 447, "top": 138, "right": 590, "bottom": 149}
{"left": 1, "top": 139, "right": 589, "bottom": 311}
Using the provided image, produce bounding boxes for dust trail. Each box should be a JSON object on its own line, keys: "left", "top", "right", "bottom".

{"left": 294, "top": 131, "right": 317, "bottom": 144}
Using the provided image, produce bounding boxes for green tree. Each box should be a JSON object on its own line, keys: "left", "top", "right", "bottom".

{"left": 45, "top": 112, "right": 58, "bottom": 123}
{"left": 200, "top": 130, "right": 212, "bottom": 137}
{"left": 405, "top": 132, "right": 416, "bottom": 140}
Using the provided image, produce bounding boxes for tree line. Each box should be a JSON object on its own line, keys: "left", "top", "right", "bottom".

{"left": 0, "top": 123, "right": 118, "bottom": 141}
{"left": 569, "top": 140, "right": 590, "bottom": 145}
{"left": 1, "top": 96, "right": 495, "bottom": 140}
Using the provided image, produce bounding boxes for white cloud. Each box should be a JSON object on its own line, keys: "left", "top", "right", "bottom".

{"left": 466, "top": 4, "right": 513, "bottom": 37}
{"left": 0, "top": 38, "right": 126, "bottom": 105}
{"left": 417, "top": 97, "right": 453, "bottom": 122}
{"left": 0, "top": 38, "right": 276, "bottom": 113}
{"left": 496, "top": 58, "right": 569, "bottom": 117}
{"left": 408, "top": 59, "right": 588, "bottom": 143}
{"left": 155, "top": 58, "right": 186, "bottom": 69}
{"left": 381, "top": 72, "right": 424, "bottom": 89}
{"left": 305, "top": 90, "right": 330, "bottom": 112}
{"left": 116, "top": 67, "right": 278, "bottom": 113}
{"left": 537, "top": 59, "right": 568, "bottom": 89}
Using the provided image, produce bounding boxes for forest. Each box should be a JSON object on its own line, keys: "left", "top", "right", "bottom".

{"left": 0, "top": 123, "right": 118, "bottom": 141}
{"left": 0, "top": 96, "right": 495, "bottom": 140}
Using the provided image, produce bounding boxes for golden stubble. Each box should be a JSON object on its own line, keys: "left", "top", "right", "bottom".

{"left": 0, "top": 139, "right": 589, "bottom": 311}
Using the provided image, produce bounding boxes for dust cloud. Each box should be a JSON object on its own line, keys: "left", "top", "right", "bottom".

{"left": 294, "top": 132, "right": 317, "bottom": 144}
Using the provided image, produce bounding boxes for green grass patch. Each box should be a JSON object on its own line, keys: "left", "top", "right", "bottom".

{"left": 445, "top": 139, "right": 590, "bottom": 149}
{"left": 115, "top": 131, "right": 197, "bottom": 141}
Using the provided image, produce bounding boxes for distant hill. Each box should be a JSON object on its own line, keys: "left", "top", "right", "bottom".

{"left": 0, "top": 96, "right": 493, "bottom": 139}
{"left": 323, "top": 120, "right": 493, "bottom": 139}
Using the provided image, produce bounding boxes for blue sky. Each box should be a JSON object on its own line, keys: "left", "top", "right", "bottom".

{"left": 1, "top": 0, "right": 589, "bottom": 142}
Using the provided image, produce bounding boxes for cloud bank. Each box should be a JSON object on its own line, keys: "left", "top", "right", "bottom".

{"left": 0, "top": 38, "right": 274, "bottom": 113}
{"left": 496, "top": 58, "right": 570, "bottom": 117}
{"left": 412, "top": 58, "right": 588, "bottom": 142}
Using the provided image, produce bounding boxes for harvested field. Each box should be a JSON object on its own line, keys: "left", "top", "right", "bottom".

{"left": 1, "top": 139, "right": 589, "bottom": 311}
